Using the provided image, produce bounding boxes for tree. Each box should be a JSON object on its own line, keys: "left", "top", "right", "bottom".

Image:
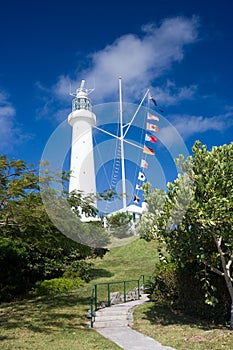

{"left": 138, "top": 141, "right": 233, "bottom": 327}
{"left": 108, "top": 212, "right": 133, "bottom": 238}
{"left": 0, "top": 155, "right": 110, "bottom": 300}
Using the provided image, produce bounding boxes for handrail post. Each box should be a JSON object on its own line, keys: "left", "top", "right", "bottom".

{"left": 90, "top": 297, "right": 94, "bottom": 328}
{"left": 124, "top": 281, "right": 126, "bottom": 303}
{"left": 94, "top": 284, "right": 98, "bottom": 311}
{"left": 137, "top": 279, "right": 140, "bottom": 300}
{"left": 107, "top": 283, "right": 111, "bottom": 307}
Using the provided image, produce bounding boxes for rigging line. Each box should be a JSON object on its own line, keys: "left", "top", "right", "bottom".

{"left": 94, "top": 125, "right": 144, "bottom": 151}
{"left": 93, "top": 125, "right": 119, "bottom": 139}
{"left": 110, "top": 140, "right": 121, "bottom": 190}
{"left": 123, "top": 88, "right": 150, "bottom": 139}
{"left": 104, "top": 140, "right": 120, "bottom": 213}
{"left": 110, "top": 115, "right": 121, "bottom": 184}
{"left": 133, "top": 106, "right": 147, "bottom": 200}
{"left": 123, "top": 138, "right": 144, "bottom": 150}
{"left": 133, "top": 108, "right": 147, "bottom": 195}
{"left": 140, "top": 92, "right": 151, "bottom": 171}
{"left": 104, "top": 134, "right": 121, "bottom": 214}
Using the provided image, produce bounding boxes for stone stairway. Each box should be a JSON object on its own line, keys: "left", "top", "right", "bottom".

{"left": 93, "top": 294, "right": 176, "bottom": 350}
{"left": 93, "top": 294, "right": 149, "bottom": 329}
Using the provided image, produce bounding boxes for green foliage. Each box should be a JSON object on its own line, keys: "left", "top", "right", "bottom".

{"left": 63, "top": 260, "right": 94, "bottom": 282}
{"left": 108, "top": 212, "right": 133, "bottom": 238}
{"left": 82, "top": 221, "right": 112, "bottom": 247}
{"left": 31, "top": 277, "right": 85, "bottom": 296}
{"left": 0, "top": 154, "right": 110, "bottom": 301}
{"left": 0, "top": 238, "right": 30, "bottom": 301}
{"left": 147, "top": 262, "right": 231, "bottom": 323}
{"left": 139, "top": 141, "right": 233, "bottom": 325}
{"left": 0, "top": 236, "right": 92, "bottom": 301}
{"left": 145, "top": 262, "right": 178, "bottom": 304}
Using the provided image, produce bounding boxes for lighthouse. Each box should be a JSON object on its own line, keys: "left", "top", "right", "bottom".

{"left": 68, "top": 80, "right": 97, "bottom": 209}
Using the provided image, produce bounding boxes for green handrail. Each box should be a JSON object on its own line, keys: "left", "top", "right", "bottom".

{"left": 89, "top": 274, "right": 146, "bottom": 328}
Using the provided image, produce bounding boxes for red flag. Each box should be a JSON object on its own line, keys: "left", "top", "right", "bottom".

{"left": 147, "top": 123, "right": 159, "bottom": 132}
{"left": 145, "top": 134, "right": 157, "bottom": 143}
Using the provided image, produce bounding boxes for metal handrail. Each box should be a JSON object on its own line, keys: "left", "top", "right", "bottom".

{"left": 89, "top": 274, "right": 145, "bottom": 327}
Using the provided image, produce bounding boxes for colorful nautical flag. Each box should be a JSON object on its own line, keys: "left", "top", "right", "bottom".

{"left": 147, "top": 113, "right": 160, "bottom": 121}
{"left": 143, "top": 145, "right": 155, "bottom": 155}
{"left": 138, "top": 171, "right": 146, "bottom": 181}
{"left": 149, "top": 94, "right": 158, "bottom": 106}
{"left": 145, "top": 133, "right": 157, "bottom": 143}
{"left": 140, "top": 159, "right": 148, "bottom": 169}
{"left": 134, "top": 195, "right": 140, "bottom": 204}
{"left": 147, "top": 123, "right": 159, "bottom": 132}
{"left": 136, "top": 184, "right": 142, "bottom": 190}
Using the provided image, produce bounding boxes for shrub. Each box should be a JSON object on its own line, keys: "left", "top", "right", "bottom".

{"left": 146, "top": 262, "right": 231, "bottom": 324}
{"left": 0, "top": 238, "right": 31, "bottom": 301}
{"left": 145, "top": 262, "right": 178, "bottom": 304}
{"left": 31, "top": 277, "right": 85, "bottom": 296}
{"left": 108, "top": 212, "right": 133, "bottom": 238}
{"left": 63, "top": 260, "right": 93, "bottom": 282}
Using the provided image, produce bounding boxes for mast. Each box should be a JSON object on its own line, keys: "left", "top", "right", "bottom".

{"left": 119, "top": 77, "right": 127, "bottom": 210}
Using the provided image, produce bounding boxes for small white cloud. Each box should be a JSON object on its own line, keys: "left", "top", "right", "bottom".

{"left": 152, "top": 82, "right": 197, "bottom": 106}
{"left": 170, "top": 111, "right": 233, "bottom": 139}
{"left": 0, "top": 91, "right": 30, "bottom": 152}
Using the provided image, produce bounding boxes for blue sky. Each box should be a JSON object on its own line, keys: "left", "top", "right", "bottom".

{"left": 0, "top": 0, "right": 233, "bottom": 209}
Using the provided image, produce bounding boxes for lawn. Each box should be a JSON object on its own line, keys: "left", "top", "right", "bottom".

{"left": 133, "top": 302, "right": 233, "bottom": 350}
{"left": 0, "top": 238, "right": 157, "bottom": 350}
{"left": 1, "top": 237, "right": 233, "bottom": 350}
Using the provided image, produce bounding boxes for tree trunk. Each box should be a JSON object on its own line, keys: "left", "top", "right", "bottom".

{"left": 231, "top": 302, "right": 233, "bottom": 330}
{"left": 213, "top": 233, "right": 233, "bottom": 329}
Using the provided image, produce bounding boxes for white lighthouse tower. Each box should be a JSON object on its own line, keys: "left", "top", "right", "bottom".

{"left": 68, "top": 80, "right": 96, "bottom": 209}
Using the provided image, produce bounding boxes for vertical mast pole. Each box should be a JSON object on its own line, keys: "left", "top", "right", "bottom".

{"left": 119, "top": 77, "right": 127, "bottom": 210}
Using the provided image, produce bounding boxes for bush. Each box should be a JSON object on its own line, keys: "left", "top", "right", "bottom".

{"left": 31, "top": 277, "right": 85, "bottom": 296}
{"left": 63, "top": 260, "right": 93, "bottom": 282}
{"left": 108, "top": 212, "right": 133, "bottom": 238}
{"left": 147, "top": 262, "right": 231, "bottom": 324}
{"left": 145, "top": 262, "right": 178, "bottom": 304}
{"left": 0, "top": 238, "right": 31, "bottom": 301}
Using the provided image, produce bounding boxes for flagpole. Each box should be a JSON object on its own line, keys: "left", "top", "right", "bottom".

{"left": 119, "top": 77, "right": 127, "bottom": 211}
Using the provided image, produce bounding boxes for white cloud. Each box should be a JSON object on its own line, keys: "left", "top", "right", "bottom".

{"left": 0, "top": 91, "right": 29, "bottom": 152}
{"left": 170, "top": 111, "right": 233, "bottom": 139}
{"left": 152, "top": 81, "right": 197, "bottom": 106}
{"left": 52, "top": 16, "right": 199, "bottom": 105}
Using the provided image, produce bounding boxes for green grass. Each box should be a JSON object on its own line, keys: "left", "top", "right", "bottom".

{"left": 0, "top": 238, "right": 157, "bottom": 350}
{"left": 1, "top": 237, "right": 233, "bottom": 350}
{"left": 0, "top": 291, "right": 121, "bottom": 350}
{"left": 132, "top": 302, "right": 233, "bottom": 350}
{"left": 91, "top": 237, "right": 159, "bottom": 282}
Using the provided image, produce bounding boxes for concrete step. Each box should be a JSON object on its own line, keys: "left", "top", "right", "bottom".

{"left": 95, "top": 309, "right": 128, "bottom": 316}
{"left": 94, "top": 320, "right": 129, "bottom": 328}
{"left": 92, "top": 295, "right": 151, "bottom": 330}
{"left": 95, "top": 314, "right": 128, "bottom": 321}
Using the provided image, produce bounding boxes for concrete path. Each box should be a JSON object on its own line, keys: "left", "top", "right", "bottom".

{"left": 93, "top": 294, "right": 176, "bottom": 350}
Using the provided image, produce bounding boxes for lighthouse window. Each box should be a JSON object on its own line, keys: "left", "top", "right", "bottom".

{"left": 72, "top": 97, "right": 92, "bottom": 111}
{"left": 79, "top": 98, "right": 86, "bottom": 109}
